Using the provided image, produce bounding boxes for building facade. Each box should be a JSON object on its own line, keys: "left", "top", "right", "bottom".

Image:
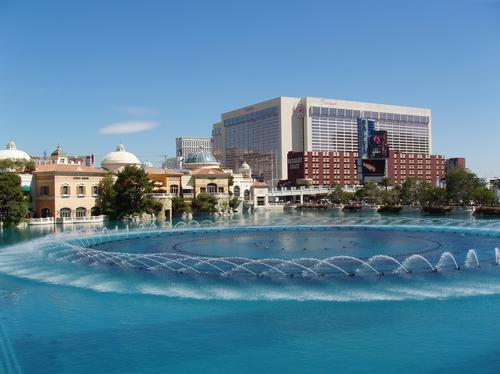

{"left": 287, "top": 150, "right": 445, "bottom": 187}
{"left": 32, "top": 164, "right": 107, "bottom": 220}
{"left": 287, "top": 151, "right": 359, "bottom": 187}
{"left": 215, "top": 96, "right": 432, "bottom": 184}
{"left": 445, "top": 157, "right": 466, "bottom": 173}
{"left": 31, "top": 145, "right": 95, "bottom": 166}
{"left": 176, "top": 137, "right": 212, "bottom": 158}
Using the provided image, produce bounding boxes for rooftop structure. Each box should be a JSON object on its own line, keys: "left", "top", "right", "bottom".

{"left": 183, "top": 149, "right": 220, "bottom": 170}
{"left": 101, "top": 144, "right": 141, "bottom": 172}
{"left": 0, "top": 141, "right": 31, "bottom": 161}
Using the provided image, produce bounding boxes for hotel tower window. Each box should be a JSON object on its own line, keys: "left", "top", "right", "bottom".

{"left": 310, "top": 106, "right": 430, "bottom": 154}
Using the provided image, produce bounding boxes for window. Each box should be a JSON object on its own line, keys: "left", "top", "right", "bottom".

{"left": 218, "top": 187, "right": 224, "bottom": 193}
{"left": 40, "top": 186, "right": 49, "bottom": 196}
{"left": 200, "top": 187, "right": 206, "bottom": 193}
{"left": 59, "top": 208, "right": 71, "bottom": 218}
{"left": 76, "top": 207, "right": 86, "bottom": 219}
{"left": 257, "top": 196, "right": 266, "bottom": 206}
{"left": 93, "top": 185, "right": 99, "bottom": 196}
{"left": 170, "top": 184, "right": 179, "bottom": 195}
{"left": 243, "top": 189, "right": 250, "bottom": 201}
{"left": 77, "top": 185, "right": 85, "bottom": 196}
{"left": 233, "top": 185, "right": 240, "bottom": 197}
{"left": 207, "top": 183, "right": 217, "bottom": 194}
{"left": 41, "top": 208, "right": 51, "bottom": 218}
{"left": 61, "top": 185, "right": 70, "bottom": 196}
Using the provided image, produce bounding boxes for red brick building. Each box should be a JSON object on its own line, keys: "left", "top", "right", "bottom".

{"left": 287, "top": 150, "right": 446, "bottom": 187}
{"left": 445, "top": 157, "right": 466, "bottom": 173}
{"left": 387, "top": 151, "right": 446, "bottom": 186}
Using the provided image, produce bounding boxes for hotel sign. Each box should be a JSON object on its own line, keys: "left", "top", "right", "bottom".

{"left": 319, "top": 99, "right": 337, "bottom": 107}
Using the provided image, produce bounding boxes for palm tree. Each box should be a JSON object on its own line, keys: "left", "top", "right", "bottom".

{"left": 380, "top": 177, "right": 391, "bottom": 191}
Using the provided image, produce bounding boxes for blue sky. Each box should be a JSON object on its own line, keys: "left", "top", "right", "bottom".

{"left": 1, "top": 0, "right": 499, "bottom": 176}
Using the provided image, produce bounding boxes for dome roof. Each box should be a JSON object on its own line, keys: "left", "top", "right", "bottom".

{"left": 0, "top": 141, "right": 31, "bottom": 161}
{"left": 240, "top": 161, "right": 250, "bottom": 169}
{"left": 101, "top": 144, "right": 140, "bottom": 172}
{"left": 51, "top": 144, "right": 66, "bottom": 157}
{"left": 184, "top": 150, "right": 218, "bottom": 165}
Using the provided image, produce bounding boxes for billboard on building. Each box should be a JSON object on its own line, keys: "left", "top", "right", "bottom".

{"left": 368, "top": 130, "right": 389, "bottom": 159}
{"left": 361, "top": 159, "right": 386, "bottom": 177}
{"left": 357, "top": 118, "right": 369, "bottom": 159}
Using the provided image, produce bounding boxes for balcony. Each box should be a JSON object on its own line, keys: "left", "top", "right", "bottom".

{"left": 56, "top": 215, "right": 107, "bottom": 224}
{"left": 29, "top": 217, "right": 55, "bottom": 225}
{"left": 148, "top": 193, "right": 175, "bottom": 199}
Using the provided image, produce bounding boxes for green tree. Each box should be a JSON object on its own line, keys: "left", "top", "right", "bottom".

{"left": 229, "top": 197, "right": 239, "bottom": 210}
{"left": 471, "top": 188, "right": 497, "bottom": 206}
{"left": 381, "top": 186, "right": 401, "bottom": 206}
{"left": 446, "top": 169, "right": 485, "bottom": 206}
{"left": 97, "top": 174, "right": 116, "bottom": 216}
{"left": 172, "top": 196, "right": 192, "bottom": 215}
{"left": 328, "top": 184, "right": 347, "bottom": 204}
{"left": 0, "top": 172, "right": 28, "bottom": 227}
{"left": 418, "top": 184, "right": 448, "bottom": 207}
{"left": 400, "top": 177, "right": 421, "bottom": 206}
{"left": 191, "top": 193, "right": 217, "bottom": 214}
{"left": 0, "top": 159, "right": 36, "bottom": 173}
{"left": 380, "top": 177, "right": 392, "bottom": 191}
{"left": 112, "top": 166, "right": 160, "bottom": 219}
{"left": 355, "top": 181, "right": 382, "bottom": 204}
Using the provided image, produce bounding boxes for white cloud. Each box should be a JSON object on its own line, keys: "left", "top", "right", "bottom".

{"left": 99, "top": 121, "right": 159, "bottom": 134}
{"left": 114, "top": 106, "right": 156, "bottom": 116}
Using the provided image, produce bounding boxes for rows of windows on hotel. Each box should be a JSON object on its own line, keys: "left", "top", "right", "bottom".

{"left": 223, "top": 106, "right": 281, "bottom": 179}
{"left": 310, "top": 106, "right": 430, "bottom": 154}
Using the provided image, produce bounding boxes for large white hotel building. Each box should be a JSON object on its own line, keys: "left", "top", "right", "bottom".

{"left": 212, "top": 96, "right": 432, "bottom": 183}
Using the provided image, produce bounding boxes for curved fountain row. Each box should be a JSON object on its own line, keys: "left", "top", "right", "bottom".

{"left": 173, "top": 216, "right": 500, "bottom": 230}
{"left": 43, "top": 232, "right": 500, "bottom": 279}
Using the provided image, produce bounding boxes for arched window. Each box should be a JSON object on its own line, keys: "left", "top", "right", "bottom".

{"left": 41, "top": 208, "right": 51, "bottom": 218}
{"left": 75, "top": 207, "right": 87, "bottom": 219}
{"left": 233, "top": 185, "right": 240, "bottom": 197}
{"left": 207, "top": 183, "right": 217, "bottom": 194}
{"left": 91, "top": 207, "right": 101, "bottom": 216}
{"left": 60, "top": 208, "right": 71, "bottom": 218}
{"left": 243, "top": 189, "right": 250, "bottom": 201}
{"left": 170, "top": 184, "right": 179, "bottom": 195}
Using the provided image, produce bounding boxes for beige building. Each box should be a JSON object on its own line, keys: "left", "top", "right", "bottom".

{"left": 32, "top": 164, "right": 107, "bottom": 221}
{"left": 145, "top": 168, "right": 183, "bottom": 196}
{"left": 190, "top": 168, "right": 229, "bottom": 197}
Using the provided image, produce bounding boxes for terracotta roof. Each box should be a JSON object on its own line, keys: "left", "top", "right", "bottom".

{"left": 145, "top": 167, "right": 184, "bottom": 176}
{"left": 191, "top": 168, "right": 226, "bottom": 175}
{"left": 34, "top": 164, "right": 108, "bottom": 174}
{"left": 252, "top": 181, "right": 268, "bottom": 187}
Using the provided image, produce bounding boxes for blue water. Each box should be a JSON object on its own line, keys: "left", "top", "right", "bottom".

{"left": 1, "top": 211, "right": 500, "bottom": 373}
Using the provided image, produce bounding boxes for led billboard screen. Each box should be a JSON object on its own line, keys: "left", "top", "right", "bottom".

{"left": 368, "top": 130, "right": 389, "bottom": 159}
{"left": 361, "top": 159, "right": 386, "bottom": 177}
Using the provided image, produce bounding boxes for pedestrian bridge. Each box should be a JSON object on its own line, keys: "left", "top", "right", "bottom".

{"left": 267, "top": 185, "right": 357, "bottom": 204}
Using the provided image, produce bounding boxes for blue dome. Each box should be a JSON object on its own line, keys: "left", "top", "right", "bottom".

{"left": 184, "top": 150, "right": 218, "bottom": 165}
